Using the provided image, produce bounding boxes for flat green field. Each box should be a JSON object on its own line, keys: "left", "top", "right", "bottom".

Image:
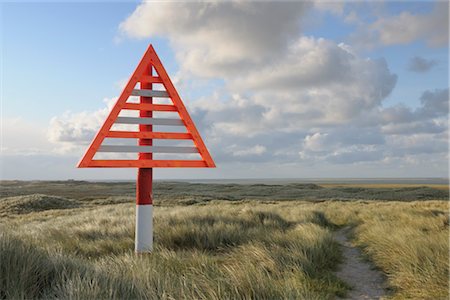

{"left": 1, "top": 181, "right": 448, "bottom": 299}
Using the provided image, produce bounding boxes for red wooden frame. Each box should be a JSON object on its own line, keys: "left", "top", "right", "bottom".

{"left": 122, "top": 103, "right": 177, "bottom": 111}
{"left": 77, "top": 44, "right": 215, "bottom": 168}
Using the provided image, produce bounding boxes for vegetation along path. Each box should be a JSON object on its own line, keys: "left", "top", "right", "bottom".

{"left": 334, "top": 227, "right": 387, "bottom": 300}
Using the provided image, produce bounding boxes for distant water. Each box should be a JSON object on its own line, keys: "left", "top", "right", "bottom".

{"left": 172, "top": 178, "right": 449, "bottom": 185}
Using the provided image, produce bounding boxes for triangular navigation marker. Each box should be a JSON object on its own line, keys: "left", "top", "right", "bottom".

{"left": 77, "top": 44, "right": 215, "bottom": 254}
{"left": 78, "top": 44, "right": 215, "bottom": 168}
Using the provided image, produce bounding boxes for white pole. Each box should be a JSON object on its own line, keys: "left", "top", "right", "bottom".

{"left": 135, "top": 204, "right": 153, "bottom": 252}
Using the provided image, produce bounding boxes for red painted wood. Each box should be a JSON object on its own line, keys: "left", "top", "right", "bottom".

{"left": 87, "top": 160, "right": 208, "bottom": 168}
{"left": 139, "top": 68, "right": 153, "bottom": 159}
{"left": 137, "top": 168, "right": 152, "bottom": 204}
{"left": 106, "top": 131, "right": 192, "bottom": 139}
{"left": 149, "top": 46, "right": 216, "bottom": 167}
{"left": 122, "top": 103, "right": 177, "bottom": 111}
{"left": 77, "top": 44, "right": 215, "bottom": 169}
{"left": 137, "top": 67, "right": 153, "bottom": 205}
{"left": 140, "top": 75, "right": 163, "bottom": 83}
{"left": 78, "top": 45, "right": 153, "bottom": 168}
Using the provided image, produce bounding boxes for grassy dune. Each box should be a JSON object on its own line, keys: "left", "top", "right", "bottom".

{"left": 318, "top": 201, "right": 449, "bottom": 299}
{"left": 1, "top": 180, "right": 448, "bottom": 201}
{"left": 1, "top": 204, "right": 346, "bottom": 299}
{"left": 0, "top": 181, "right": 448, "bottom": 299}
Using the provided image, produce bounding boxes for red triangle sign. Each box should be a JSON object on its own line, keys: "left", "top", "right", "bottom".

{"left": 78, "top": 45, "right": 215, "bottom": 168}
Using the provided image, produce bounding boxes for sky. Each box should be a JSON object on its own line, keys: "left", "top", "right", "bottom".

{"left": 1, "top": 1, "right": 449, "bottom": 180}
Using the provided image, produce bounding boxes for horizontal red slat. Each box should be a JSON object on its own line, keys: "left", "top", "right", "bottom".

{"left": 106, "top": 131, "right": 192, "bottom": 139}
{"left": 140, "top": 75, "right": 163, "bottom": 83}
{"left": 122, "top": 103, "right": 177, "bottom": 111}
{"left": 81, "top": 160, "right": 208, "bottom": 168}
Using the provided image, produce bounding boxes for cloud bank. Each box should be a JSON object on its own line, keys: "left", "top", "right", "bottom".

{"left": 44, "top": 2, "right": 448, "bottom": 178}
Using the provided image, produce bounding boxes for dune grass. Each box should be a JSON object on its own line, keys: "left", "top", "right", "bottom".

{"left": 0, "top": 182, "right": 448, "bottom": 299}
{"left": 319, "top": 183, "right": 449, "bottom": 191}
{"left": 0, "top": 194, "right": 79, "bottom": 217}
{"left": 1, "top": 180, "right": 448, "bottom": 201}
{"left": 316, "top": 201, "right": 449, "bottom": 299}
{"left": 1, "top": 203, "right": 347, "bottom": 299}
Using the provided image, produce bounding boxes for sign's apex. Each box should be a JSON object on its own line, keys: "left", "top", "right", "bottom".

{"left": 77, "top": 46, "right": 215, "bottom": 168}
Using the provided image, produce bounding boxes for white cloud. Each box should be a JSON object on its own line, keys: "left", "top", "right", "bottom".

{"left": 47, "top": 97, "right": 116, "bottom": 153}
{"left": 119, "top": 2, "right": 310, "bottom": 77}
{"left": 352, "top": 2, "right": 449, "bottom": 48}
{"left": 119, "top": 3, "right": 396, "bottom": 136}
{"left": 190, "top": 37, "right": 397, "bottom": 138}
{"left": 227, "top": 144, "right": 266, "bottom": 157}
{"left": 44, "top": 2, "right": 447, "bottom": 177}
{"left": 299, "top": 128, "right": 386, "bottom": 164}
{"left": 313, "top": 1, "right": 345, "bottom": 16}
{"left": 374, "top": 4, "right": 448, "bottom": 47}
{"left": 419, "top": 89, "right": 449, "bottom": 119}
{"left": 303, "top": 133, "right": 329, "bottom": 152}
{"left": 381, "top": 89, "right": 449, "bottom": 134}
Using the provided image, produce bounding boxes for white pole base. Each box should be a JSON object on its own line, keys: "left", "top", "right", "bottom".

{"left": 135, "top": 204, "right": 153, "bottom": 253}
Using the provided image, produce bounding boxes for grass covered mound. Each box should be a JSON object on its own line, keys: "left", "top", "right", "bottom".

{"left": 0, "top": 194, "right": 80, "bottom": 216}
{"left": 154, "top": 183, "right": 448, "bottom": 202}
{"left": 1, "top": 181, "right": 448, "bottom": 202}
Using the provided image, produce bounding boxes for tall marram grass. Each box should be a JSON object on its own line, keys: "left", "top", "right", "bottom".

{"left": 1, "top": 192, "right": 448, "bottom": 299}
{"left": 318, "top": 201, "right": 449, "bottom": 299}
{"left": 1, "top": 203, "right": 346, "bottom": 299}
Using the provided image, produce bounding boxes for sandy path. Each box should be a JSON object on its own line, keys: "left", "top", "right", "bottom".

{"left": 334, "top": 227, "right": 387, "bottom": 300}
